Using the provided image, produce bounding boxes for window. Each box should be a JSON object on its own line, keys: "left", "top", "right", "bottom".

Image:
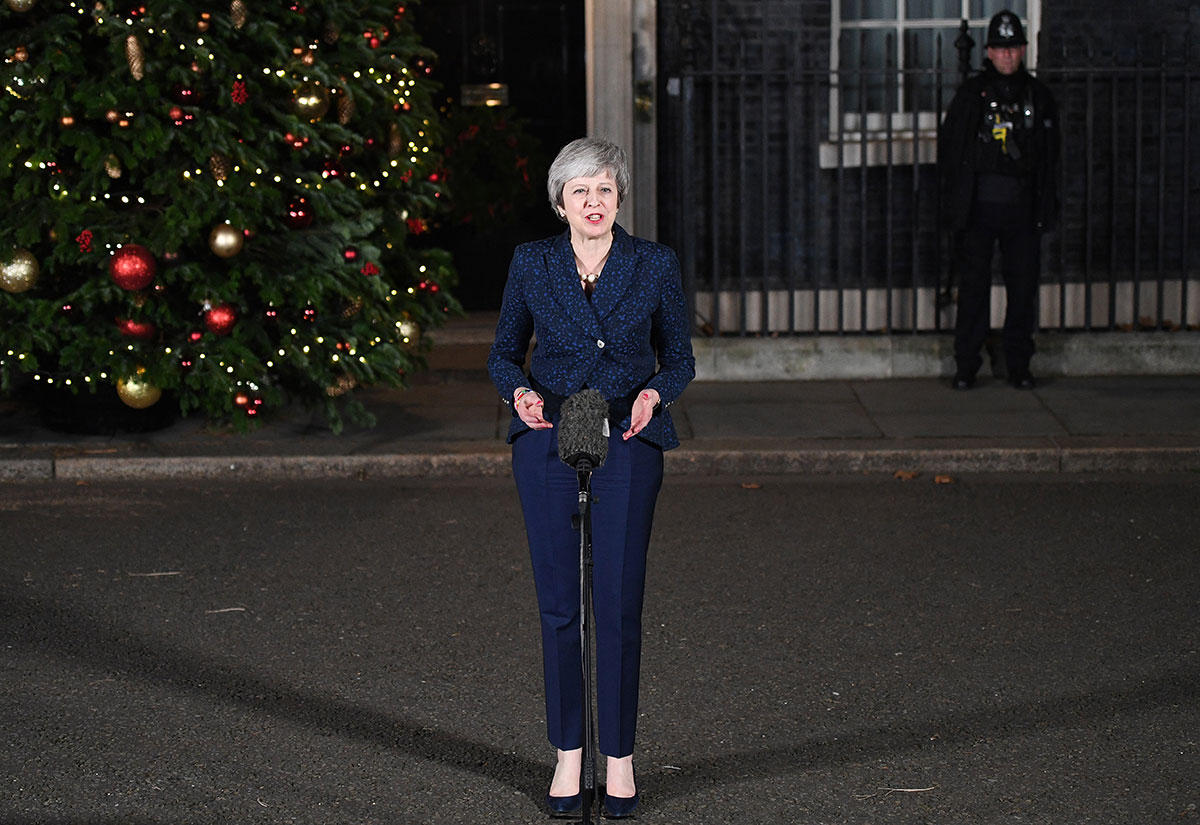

{"left": 824, "top": 0, "right": 1040, "bottom": 167}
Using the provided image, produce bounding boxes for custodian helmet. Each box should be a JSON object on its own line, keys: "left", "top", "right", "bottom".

{"left": 986, "top": 10, "right": 1027, "bottom": 48}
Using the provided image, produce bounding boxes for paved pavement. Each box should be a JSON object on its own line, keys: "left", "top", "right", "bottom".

{"left": 2, "top": 313, "right": 1200, "bottom": 481}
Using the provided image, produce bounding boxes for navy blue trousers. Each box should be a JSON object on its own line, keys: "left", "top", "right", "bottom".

{"left": 512, "top": 425, "right": 664, "bottom": 758}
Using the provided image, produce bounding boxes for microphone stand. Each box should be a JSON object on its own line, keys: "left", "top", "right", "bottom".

{"left": 570, "top": 463, "right": 598, "bottom": 824}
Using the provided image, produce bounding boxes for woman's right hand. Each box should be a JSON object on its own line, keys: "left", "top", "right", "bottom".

{"left": 514, "top": 387, "right": 553, "bottom": 429}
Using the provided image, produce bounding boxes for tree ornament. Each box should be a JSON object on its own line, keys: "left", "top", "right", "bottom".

{"left": 171, "top": 83, "right": 198, "bottom": 104}
{"left": 13, "top": 45, "right": 30, "bottom": 62}
{"left": 342, "top": 247, "right": 359, "bottom": 263}
{"left": 116, "top": 370, "right": 162, "bottom": 409}
{"left": 125, "top": 35, "right": 145, "bottom": 81}
{"left": 116, "top": 317, "right": 157, "bottom": 340}
{"left": 109, "top": 244, "right": 156, "bottom": 290}
{"left": 208, "top": 224, "right": 244, "bottom": 258}
{"left": 60, "top": 115, "right": 76, "bottom": 128}
{"left": 325, "top": 375, "right": 357, "bottom": 397}
{"left": 231, "top": 80, "right": 249, "bottom": 104}
{"left": 105, "top": 154, "right": 122, "bottom": 178}
{"left": 230, "top": 0, "right": 248, "bottom": 29}
{"left": 5, "top": 0, "right": 37, "bottom": 11}
{"left": 285, "top": 198, "right": 313, "bottom": 229}
{"left": 388, "top": 122, "right": 403, "bottom": 156}
{"left": 292, "top": 82, "right": 330, "bottom": 121}
{"left": 1, "top": 249, "right": 39, "bottom": 294}
{"left": 168, "top": 106, "right": 194, "bottom": 126}
{"left": 204, "top": 302, "right": 237, "bottom": 335}
{"left": 76, "top": 230, "right": 94, "bottom": 252}
{"left": 396, "top": 313, "right": 420, "bottom": 347}
{"left": 335, "top": 90, "right": 355, "bottom": 124}
{"left": 209, "top": 153, "right": 230, "bottom": 181}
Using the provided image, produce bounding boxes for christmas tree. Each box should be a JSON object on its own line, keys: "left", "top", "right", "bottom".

{"left": 0, "top": 0, "right": 457, "bottom": 432}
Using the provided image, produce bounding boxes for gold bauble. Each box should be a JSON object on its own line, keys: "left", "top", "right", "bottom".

{"left": 208, "top": 224, "right": 244, "bottom": 258}
{"left": 291, "top": 82, "right": 330, "bottom": 121}
{"left": 105, "top": 154, "right": 122, "bottom": 178}
{"left": 116, "top": 373, "right": 162, "bottom": 409}
{"left": 5, "top": 0, "right": 38, "bottom": 12}
{"left": 1, "top": 249, "right": 39, "bottom": 294}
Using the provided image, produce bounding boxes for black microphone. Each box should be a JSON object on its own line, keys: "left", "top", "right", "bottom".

{"left": 558, "top": 388, "right": 609, "bottom": 472}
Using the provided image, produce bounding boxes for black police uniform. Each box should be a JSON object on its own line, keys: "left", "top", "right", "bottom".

{"left": 939, "top": 13, "right": 1059, "bottom": 387}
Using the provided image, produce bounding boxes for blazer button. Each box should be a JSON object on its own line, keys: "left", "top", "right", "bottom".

{"left": 596, "top": 339, "right": 605, "bottom": 349}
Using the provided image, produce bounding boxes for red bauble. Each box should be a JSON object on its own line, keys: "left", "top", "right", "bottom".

{"left": 109, "top": 244, "right": 157, "bottom": 290}
{"left": 286, "top": 198, "right": 314, "bottom": 229}
{"left": 204, "top": 302, "right": 237, "bottom": 335}
{"left": 116, "top": 317, "right": 157, "bottom": 340}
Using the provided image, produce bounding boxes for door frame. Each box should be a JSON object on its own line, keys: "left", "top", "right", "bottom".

{"left": 586, "top": 0, "right": 657, "bottom": 240}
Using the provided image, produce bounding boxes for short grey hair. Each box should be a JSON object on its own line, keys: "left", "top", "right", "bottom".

{"left": 546, "top": 137, "right": 631, "bottom": 220}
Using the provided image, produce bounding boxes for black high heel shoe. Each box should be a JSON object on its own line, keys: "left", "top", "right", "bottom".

{"left": 546, "top": 792, "right": 583, "bottom": 817}
{"left": 602, "top": 790, "right": 639, "bottom": 818}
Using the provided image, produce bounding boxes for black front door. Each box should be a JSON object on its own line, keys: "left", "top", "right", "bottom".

{"left": 419, "top": 1, "right": 586, "bottom": 311}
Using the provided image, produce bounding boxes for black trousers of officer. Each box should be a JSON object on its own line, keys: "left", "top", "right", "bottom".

{"left": 953, "top": 200, "right": 1041, "bottom": 379}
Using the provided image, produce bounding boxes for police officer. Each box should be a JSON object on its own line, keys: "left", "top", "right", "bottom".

{"left": 939, "top": 10, "right": 1059, "bottom": 389}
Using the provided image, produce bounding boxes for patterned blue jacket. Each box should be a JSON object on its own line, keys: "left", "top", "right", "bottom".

{"left": 488, "top": 224, "right": 696, "bottom": 450}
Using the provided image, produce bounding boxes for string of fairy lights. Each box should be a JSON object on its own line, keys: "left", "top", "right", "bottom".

{"left": 2, "top": 2, "right": 441, "bottom": 413}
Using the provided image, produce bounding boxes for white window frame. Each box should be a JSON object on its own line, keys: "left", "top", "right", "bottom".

{"left": 821, "top": 0, "right": 1041, "bottom": 168}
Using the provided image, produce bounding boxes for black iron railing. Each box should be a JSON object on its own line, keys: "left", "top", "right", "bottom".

{"left": 661, "top": 21, "right": 1198, "bottom": 337}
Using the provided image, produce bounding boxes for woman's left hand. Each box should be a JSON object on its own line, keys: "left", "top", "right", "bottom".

{"left": 623, "top": 389, "right": 660, "bottom": 440}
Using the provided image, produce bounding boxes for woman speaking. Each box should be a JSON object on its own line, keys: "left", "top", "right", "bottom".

{"left": 488, "top": 136, "right": 695, "bottom": 817}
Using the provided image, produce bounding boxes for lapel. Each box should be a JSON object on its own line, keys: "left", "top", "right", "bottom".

{"left": 589, "top": 224, "right": 636, "bottom": 323}
{"left": 546, "top": 231, "right": 602, "bottom": 340}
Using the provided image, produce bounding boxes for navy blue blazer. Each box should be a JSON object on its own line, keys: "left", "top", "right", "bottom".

{"left": 488, "top": 224, "right": 696, "bottom": 450}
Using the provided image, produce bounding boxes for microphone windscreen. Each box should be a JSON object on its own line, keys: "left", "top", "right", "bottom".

{"left": 557, "top": 388, "right": 609, "bottom": 470}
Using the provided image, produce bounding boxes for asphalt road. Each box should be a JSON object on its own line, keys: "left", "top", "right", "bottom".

{"left": 1, "top": 474, "right": 1197, "bottom": 825}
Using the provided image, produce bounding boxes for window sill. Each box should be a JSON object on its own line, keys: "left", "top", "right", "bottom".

{"left": 819, "top": 131, "right": 938, "bottom": 169}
